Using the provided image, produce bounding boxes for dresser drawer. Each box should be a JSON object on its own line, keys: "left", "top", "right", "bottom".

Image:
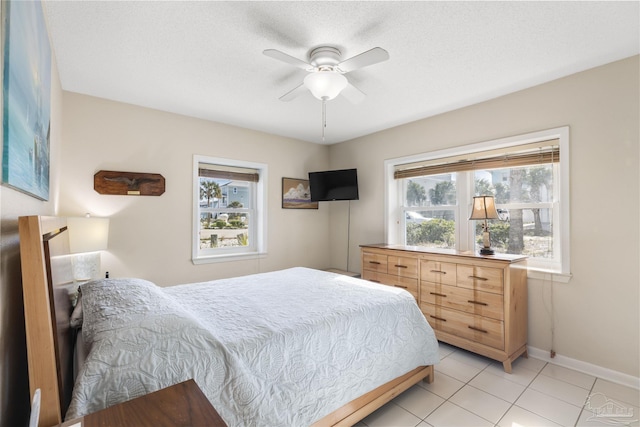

{"left": 363, "top": 252, "right": 388, "bottom": 273}
{"left": 420, "top": 282, "right": 504, "bottom": 321}
{"left": 421, "top": 303, "right": 505, "bottom": 350}
{"left": 420, "top": 260, "right": 457, "bottom": 285}
{"left": 457, "top": 265, "right": 504, "bottom": 294}
{"left": 386, "top": 276, "right": 418, "bottom": 299}
{"left": 362, "top": 269, "right": 385, "bottom": 283}
{"left": 363, "top": 271, "right": 418, "bottom": 299}
{"left": 387, "top": 256, "right": 418, "bottom": 279}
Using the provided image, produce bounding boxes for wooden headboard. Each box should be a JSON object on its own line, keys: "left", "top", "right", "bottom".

{"left": 19, "top": 216, "right": 75, "bottom": 427}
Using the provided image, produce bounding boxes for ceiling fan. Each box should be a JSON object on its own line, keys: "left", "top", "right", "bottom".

{"left": 263, "top": 45, "right": 389, "bottom": 103}
{"left": 263, "top": 45, "right": 389, "bottom": 140}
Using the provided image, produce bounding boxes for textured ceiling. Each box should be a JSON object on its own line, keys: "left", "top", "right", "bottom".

{"left": 43, "top": 1, "right": 639, "bottom": 145}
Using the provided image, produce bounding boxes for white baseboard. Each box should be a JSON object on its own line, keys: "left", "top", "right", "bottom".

{"left": 528, "top": 346, "right": 640, "bottom": 390}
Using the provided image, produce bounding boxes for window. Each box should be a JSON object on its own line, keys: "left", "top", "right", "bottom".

{"left": 193, "top": 156, "right": 267, "bottom": 263}
{"left": 403, "top": 173, "right": 457, "bottom": 249}
{"left": 385, "top": 127, "right": 570, "bottom": 280}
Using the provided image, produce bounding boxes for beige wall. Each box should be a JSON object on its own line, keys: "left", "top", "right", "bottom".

{"left": 58, "top": 93, "right": 331, "bottom": 286}
{"left": 0, "top": 28, "right": 63, "bottom": 427}
{"left": 329, "top": 56, "right": 640, "bottom": 377}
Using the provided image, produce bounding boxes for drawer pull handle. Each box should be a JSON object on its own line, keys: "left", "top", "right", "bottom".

{"left": 430, "top": 292, "right": 447, "bottom": 297}
{"left": 468, "top": 325, "right": 488, "bottom": 333}
{"left": 394, "top": 264, "right": 408, "bottom": 268}
{"left": 370, "top": 280, "right": 381, "bottom": 283}
{"left": 468, "top": 275, "right": 488, "bottom": 281}
{"left": 430, "top": 270, "right": 447, "bottom": 274}
{"left": 395, "top": 285, "right": 408, "bottom": 289}
{"left": 467, "top": 300, "right": 488, "bottom": 306}
{"left": 369, "top": 261, "right": 381, "bottom": 265}
{"left": 430, "top": 315, "right": 447, "bottom": 322}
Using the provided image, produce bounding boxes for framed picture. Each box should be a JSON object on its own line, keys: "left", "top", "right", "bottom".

{"left": 282, "top": 177, "right": 318, "bottom": 209}
{"left": 2, "top": 0, "right": 52, "bottom": 200}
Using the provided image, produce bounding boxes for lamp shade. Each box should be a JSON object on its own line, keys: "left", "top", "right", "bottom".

{"left": 304, "top": 71, "right": 348, "bottom": 100}
{"left": 469, "top": 196, "right": 500, "bottom": 220}
{"left": 67, "top": 217, "right": 110, "bottom": 253}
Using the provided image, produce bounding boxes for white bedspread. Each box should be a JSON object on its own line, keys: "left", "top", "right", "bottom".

{"left": 67, "top": 267, "right": 439, "bottom": 426}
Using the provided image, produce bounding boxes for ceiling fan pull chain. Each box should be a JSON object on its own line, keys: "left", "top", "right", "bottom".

{"left": 322, "top": 98, "right": 327, "bottom": 141}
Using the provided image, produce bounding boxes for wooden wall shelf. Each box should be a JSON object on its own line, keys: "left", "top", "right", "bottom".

{"left": 94, "top": 170, "right": 165, "bottom": 196}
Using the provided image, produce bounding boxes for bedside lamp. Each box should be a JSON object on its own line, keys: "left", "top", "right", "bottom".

{"left": 67, "top": 215, "right": 110, "bottom": 281}
{"left": 68, "top": 216, "right": 109, "bottom": 253}
{"left": 469, "top": 196, "right": 499, "bottom": 255}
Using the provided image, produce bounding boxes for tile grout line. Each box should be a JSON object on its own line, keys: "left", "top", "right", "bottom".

{"left": 573, "top": 376, "right": 599, "bottom": 427}
{"left": 493, "top": 361, "right": 549, "bottom": 427}
{"left": 420, "top": 352, "right": 504, "bottom": 426}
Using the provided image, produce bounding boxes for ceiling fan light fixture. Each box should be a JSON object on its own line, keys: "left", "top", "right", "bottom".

{"left": 304, "top": 71, "right": 348, "bottom": 100}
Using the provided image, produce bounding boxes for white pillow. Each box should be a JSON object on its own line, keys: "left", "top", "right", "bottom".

{"left": 80, "top": 278, "right": 185, "bottom": 346}
{"left": 70, "top": 291, "right": 83, "bottom": 328}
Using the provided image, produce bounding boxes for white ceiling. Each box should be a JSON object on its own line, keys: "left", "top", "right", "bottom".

{"left": 43, "top": 1, "right": 639, "bottom": 145}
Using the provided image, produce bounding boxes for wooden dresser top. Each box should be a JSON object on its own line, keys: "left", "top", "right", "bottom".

{"left": 360, "top": 243, "right": 527, "bottom": 263}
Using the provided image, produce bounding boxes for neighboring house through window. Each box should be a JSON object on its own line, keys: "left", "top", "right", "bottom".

{"left": 384, "top": 127, "right": 570, "bottom": 281}
{"left": 193, "top": 155, "right": 267, "bottom": 263}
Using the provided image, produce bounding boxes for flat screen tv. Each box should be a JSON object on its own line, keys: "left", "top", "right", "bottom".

{"left": 309, "top": 168, "right": 359, "bottom": 202}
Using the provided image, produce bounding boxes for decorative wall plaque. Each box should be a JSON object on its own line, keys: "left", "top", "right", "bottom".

{"left": 94, "top": 170, "right": 165, "bottom": 196}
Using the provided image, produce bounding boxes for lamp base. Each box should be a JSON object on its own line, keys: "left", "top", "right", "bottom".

{"left": 479, "top": 248, "right": 495, "bottom": 255}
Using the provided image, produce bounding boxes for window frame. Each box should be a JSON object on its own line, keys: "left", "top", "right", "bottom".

{"left": 192, "top": 155, "right": 268, "bottom": 264}
{"left": 384, "top": 127, "right": 571, "bottom": 282}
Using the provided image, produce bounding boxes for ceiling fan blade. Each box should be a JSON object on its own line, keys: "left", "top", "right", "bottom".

{"left": 279, "top": 83, "right": 308, "bottom": 102}
{"left": 263, "top": 49, "right": 312, "bottom": 71}
{"left": 341, "top": 82, "right": 366, "bottom": 104}
{"left": 337, "top": 47, "right": 389, "bottom": 73}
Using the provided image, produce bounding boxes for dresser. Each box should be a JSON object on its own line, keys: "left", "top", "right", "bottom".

{"left": 361, "top": 244, "right": 528, "bottom": 373}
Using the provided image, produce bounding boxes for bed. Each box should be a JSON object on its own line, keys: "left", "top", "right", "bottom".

{"left": 19, "top": 215, "right": 439, "bottom": 427}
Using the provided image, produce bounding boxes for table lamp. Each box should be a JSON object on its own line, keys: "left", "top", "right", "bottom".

{"left": 469, "top": 196, "right": 499, "bottom": 255}
{"left": 67, "top": 215, "right": 109, "bottom": 281}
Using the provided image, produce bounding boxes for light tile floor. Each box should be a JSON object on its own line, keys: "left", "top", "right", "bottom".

{"left": 357, "top": 343, "right": 639, "bottom": 427}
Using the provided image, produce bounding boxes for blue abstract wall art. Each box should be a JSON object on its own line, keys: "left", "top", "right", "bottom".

{"left": 2, "top": 0, "right": 51, "bottom": 200}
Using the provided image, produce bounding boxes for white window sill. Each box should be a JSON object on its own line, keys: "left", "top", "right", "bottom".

{"left": 192, "top": 251, "right": 267, "bottom": 265}
{"left": 527, "top": 268, "right": 572, "bottom": 283}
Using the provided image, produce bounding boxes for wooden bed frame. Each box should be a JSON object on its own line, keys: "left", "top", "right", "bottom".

{"left": 19, "top": 215, "right": 434, "bottom": 427}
